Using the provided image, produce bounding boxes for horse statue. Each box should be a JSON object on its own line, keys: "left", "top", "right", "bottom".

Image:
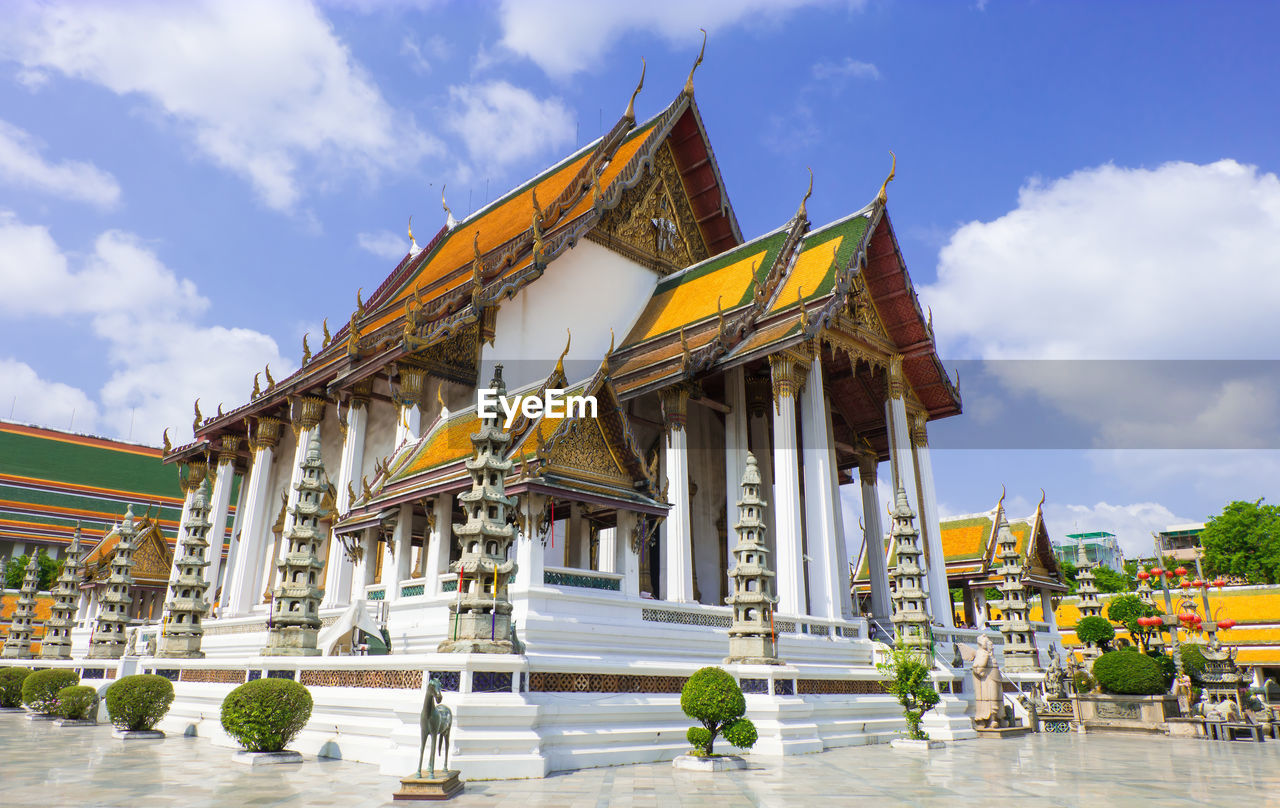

{"left": 416, "top": 677, "right": 453, "bottom": 778}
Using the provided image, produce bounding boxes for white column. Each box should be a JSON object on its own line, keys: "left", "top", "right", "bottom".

{"left": 598, "top": 527, "right": 617, "bottom": 574}
{"left": 617, "top": 511, "right": 640, "bottom": 596}
{"left": 217, "top": 468, "right": 250, "bottom": 616}
{"left": 383, "top": 503, "right": 414, "bottom": 602}
{"left": 512, "top": 494, "right": 544, "bottom": 592}
{"left": 224, "top": 417, "right": 282, "bottom": 617}
{"left": 424, "top": 495, "right": 453, "bottom": 595}
{"left": 769, "top": 354, "right": 806, "bottom": 616}
{"left": 910, "top": 413, "right": 953, "bottom": 628}
{"left": 349, "top": 528, "right": 377, "bottom": 597}
{"left": 661, "top": 387, "right": 695, "bottom": 603}
{"left": 799, "top": 354, "right": 847, "bottom": 620}
{"left": 859, "top": 453, "right": 891, "bottom": 620}
{"left": 320, "top": 395, "right": 368, "bottom": 609}
{"left": 204, "top": 439, "right": 238, "bottom": 612}
{"left": 723, "top": 366, "right": 748, "bottom": 600}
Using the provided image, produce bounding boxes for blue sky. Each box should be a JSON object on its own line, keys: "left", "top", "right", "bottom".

{"left": 1, "top": 0, "right": 1277, "bottom": 557}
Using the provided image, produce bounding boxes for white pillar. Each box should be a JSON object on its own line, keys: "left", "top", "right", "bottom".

{"left": 320, "top": 395, "right": 368, "bottom": 609}
{"left": 204, "top": 438, "right": 238, "bottom": 612}
{"left": 859, "top": 453, "right": 892, "bottom": 621}
{"left": 799, "top": 354, "right": 846, "bottom": 620}
{"left": 769, "top": 353, "right": 806, "bottom": 616}
{"left": 661, "top": 386, "right": 694, "bottom": 603}
{"left": 512, "top": 494, "right": 544, "bottom": 593}
{"left": 910, "top": 414, "right": 953, "bottom": 628}
{"left": 617, "top": 511, "right": 640, "bottom": 597}
{"left": 350, "top": 528, "right": 377, "bottom": 597}
{"left": 424, "top": 495, "right": 453, "bottom": 595}
{"left": 598, "top": 527, "right": 617, "bottom": 574}
{"left": 723, "top": 366, "right": 748, "bottom": 601}
{"left": 217, "top": 467, "right": 250, "bottom": 616}
{"left": 383, "top": 503, "right": 414, "bottom": 602}
{"left": 224, "top": 417, "right": 283, "bottom": 617}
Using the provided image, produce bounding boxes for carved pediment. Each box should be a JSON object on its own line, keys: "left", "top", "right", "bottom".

{"left": 405, "top": 318, "right": 481, "bottom": 385}
{"left": 132, "top": 526, "right": 174, "bottom": 583}
{"left": 592, "top": 142, "right": 709, "bottom": 275}
{"left": 545, "top": 417, "right": 631, "bottom": 487}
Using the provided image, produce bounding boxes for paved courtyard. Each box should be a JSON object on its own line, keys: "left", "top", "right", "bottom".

{"left": 3, "top": 712, "right": 1278, "bottom": 807}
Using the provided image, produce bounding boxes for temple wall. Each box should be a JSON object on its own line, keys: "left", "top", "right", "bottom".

{"left": 480, "top": 240, "right": 656, "bottom": 390}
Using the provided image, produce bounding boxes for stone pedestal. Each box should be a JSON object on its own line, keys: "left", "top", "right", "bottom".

{"left": 437, "top": 610, "right": 513, "bottom": 655}
{"left": 1076, "top": 694, "right": 1179, "bottom": 734}
{"left": 890, "top": 738, "right": 945, "bottom": 751}
{"left": 1165, "top": 717, "right": 1206, "bottom": 738}
{"left": 55, "top": 718, "right": 98, "bottom": 727}
{"left": 394, "top": 770, "right": 464, "bottom": 801}
{"left": 234, "top": 750, "right": 304, "bottom": 766}
{"left": 673, "top": 754, "right": 747, "bottom": 772}
{"left": 112, "top": 729, "right": 165, "bottom": 740}
{"left": 25, "top": 713, "right": 57, "bottom": 721}
{"left": 976, "top": 726, "right": 1032, "bottom": 739}
{"left": 1041, "top": 698, "right": 1076, "bottom": 733}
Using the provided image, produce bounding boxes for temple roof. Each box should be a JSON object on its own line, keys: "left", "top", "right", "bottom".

{"left": 80, "top": 516, "right": 174, "bottom": 587}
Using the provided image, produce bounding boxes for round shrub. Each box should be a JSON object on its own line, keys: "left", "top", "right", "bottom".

{"left": 1075, "top": 616, "right": 1116, "bottom": 648}
{"left": 1093, "top": 650, "right": 1168, "bottom": 695}
{"left": 106, "top": 674, "right": 175, "bottom": 731}
{"left": 0, "top": 667, "right": 32, "bottom": 708}
{"left": 680, "top": 667, "right": 754, "bottom": 756}
{"left": 220, "top": 678, "right": 313, "bottom": 752}
{"left": 723, "top": 717, "right": 758, "bottom": 749}
{"left": 22, "top": 668, "right": 78, "bottom": 714}
{"left": 56, "top": 685, "right": 99, "bottom": 721}
{"left": 686, "top": 726, "right": 712, "bottom": 751}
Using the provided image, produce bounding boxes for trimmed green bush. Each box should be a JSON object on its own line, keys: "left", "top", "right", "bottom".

{"left": 56, "top": 685, "right": 99, "bottom": 721}
{"left": 22, "top": 669, "right": 78, "bottom": 714}
{"left": 220, "top": 678, "right": 313, "bottom": 752}
{"left": 1075, "top": 616, "right": 1116, "bottom": 649}
{"left": 1093, "top": 649, "right": 1168, "bottom": 695}
{"left": 877, "top": 645, "right": 941, "bottom": 740}
{"left": 0, "top": 667, "right": 32, "bottom": 708}
{"left": 1181, "top": 643, "right": 1208, "bottom": 685}
{"left": 679, "top": 667, "right": 757, "bottom": 756}
{"left": 723, "top": 717, "right": 758, "bottom": 749}
{"left": 1146, "top": 652, "right": 1176, "bottom": 690}
{"left": 106, "top": 674, "right": 174, "bottom": 730}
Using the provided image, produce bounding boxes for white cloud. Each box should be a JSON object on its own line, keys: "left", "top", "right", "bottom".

{"left": 0, "top": 0, "right": 438, "bottom": 212}
{"left": 0, "top": 119, "right": 120, "bottom": 207}
{"left": 357, "top": 229, "right": 409, "bottom": 260}
{"left": 0, "top": 359, "right": 99, "bottom": 433}
{"left": 401, "top": 34, "right": 451, "bottom": 75}
{"left": 446, "top": 81, "right": 574, "bottom": 170}
{"left": 812, "top": 57, "right": 880, "bottom": 82}
{"left": 496, "top": 0, "right": 839, "bottom": 77}
{"left": 1043, "top": 500, "right": 1191, "bottom": 559}
{"left": 0, "top": 212, "right": 290, "bottom": 443}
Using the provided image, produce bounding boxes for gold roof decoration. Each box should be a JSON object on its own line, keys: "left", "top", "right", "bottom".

{"left": 624, "top": 58, "right": 646, "bottom": 121}
{"left": 876, "top": 151, "right": 896, "bottom": 206}
{"left": 684, "top": 28, "right": 706, "bottom": 96}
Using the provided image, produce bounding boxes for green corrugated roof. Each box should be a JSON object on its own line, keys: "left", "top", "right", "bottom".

{"left": 0, "top": 428, "right": 179, "bottom": 499}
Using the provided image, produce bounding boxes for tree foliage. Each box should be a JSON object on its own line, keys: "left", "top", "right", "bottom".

{"left": 1093, "top": 650, "right": 1168, "bottom": 695}
{"left": 1106, "top": 594, "right": 1160, "bottom": 650}
{"left": 679, "top": 667, "right": 756, "bottom": 756}
{"left": 1075, "top": 616, "right": 1116, "bottom": 649}
{"left": 1201, "top": 499, "right": 1280, "bottom": 584}
{"left": 3, "top": 553, "right": 63, "bottom": 590}
{"left": 877, "top": 646, "right": 941, "bottom": 741}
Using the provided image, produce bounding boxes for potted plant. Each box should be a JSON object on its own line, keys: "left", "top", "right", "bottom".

{"left": 106, "top": 674, "right": 175, "bottom": 739}
{"left": 674, "top": 667, "right": 757, "bottom": 771}
{"left": 1075, "top": 649, "right": 1178, "bottom": 732}
{"left": 221, "top": 678, "right": 313, "bottom": 765}
{"left": 878, "top": 645, "right": 942, "bottom": 750}
{"left": 54, "top": 685, "right": 100, "bottom": 726}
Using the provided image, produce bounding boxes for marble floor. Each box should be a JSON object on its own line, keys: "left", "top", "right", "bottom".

{"left": 3, "top": 711, "right": 1278, "bottom": 807}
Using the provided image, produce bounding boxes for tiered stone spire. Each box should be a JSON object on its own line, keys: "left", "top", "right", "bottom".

{"left": 1, "top": 554, "right": 42, "bottom": 659}
{"left": 89, "top": 508, "right": 138, "bottom": 659}
{"left": 725, "top": 453, "right": 780, "bottom": 665}
{"left": 994, "top": 512, "right": 1036, "bottom": 670}
{"left": 40, "top": 526, "right": 85, "bottom": 659}
{"left": 159, "top": 479, "right": 212, "bottom": 657}
{"left": 888, "top": 487, "right": 930, "bottom": 648}
{"left": 1075, "top": 541, "right": 1103, "bottom": 659}
{"left": 262, "top": 431, "right": 328, "bottom": 656}
{"left": 439, "top": 365, "right": 518, "bottom": 654}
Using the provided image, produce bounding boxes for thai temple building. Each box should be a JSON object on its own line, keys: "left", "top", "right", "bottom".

{"left": 1, "top": 64, "right": 1070, "bottom": 777}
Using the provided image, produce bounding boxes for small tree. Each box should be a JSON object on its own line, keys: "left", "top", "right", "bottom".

{"left": 1201, "top": 499, "right": 1280, "bottom": 584}
{"left": 679, "top": 667, "right": 757, "bottom": 757}
{"left": 1075, "top": 616, "right": 1115, "bottom": 651}
{"left": 877, "top": 645, "right": 940, "bottom": 741}
{"left": 1106, "top": 594, "right": 1160, "bottom": 651}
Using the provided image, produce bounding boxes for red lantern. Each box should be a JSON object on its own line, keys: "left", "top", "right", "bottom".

{"left": 1175, "top": 566, "right": 1188, "bottom": 577}
{"left": 1219, "top": 619, "right": 1236, "bottom": 630}
{"left": 1137, "top": 571, "right": 1150, "bottom": 581}
{"left": 1151, "top": 568, "right": 1165, "bottom": 577}
{"left": 1179, "top": 580, "right": 1192, "bottom": 589}
{"left": 1179, "top": 612, "right": 1197, "bottom": 623}
{"left": 1213, "top": 579, "right": 1227, "bottom": 588}
{"left": 1193, "top": 580, "right": 1205, "bottom": 588}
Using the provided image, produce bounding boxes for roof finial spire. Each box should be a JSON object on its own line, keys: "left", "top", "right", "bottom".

{"left": 1037, "top": 488, "right": 1046, "bottom": 511}
{"left": 797, "top": 166, "right": 813, "bottom": 219}
{"left": 442, "top": 184, "right": 456, "bottom": 229}
{"left": 997, "top": 483, "right": 1006, "bottom": 513}
{"left": 554, "top": 329, "right": 571, "bottom": 377}
{"left": 408, "top": 216, "right": 420, "bottom": 254}
{"left": 876, "top": 151, "right": 896, "bottom": 206}
{"left": 625, "top": 58, "right": 646, "bottom": 121}
{"left": 684, "top": 28, "right": 707, "bottom": 96}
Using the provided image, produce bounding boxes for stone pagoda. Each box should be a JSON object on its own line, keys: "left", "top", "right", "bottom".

{"left": 994, "top": 512, "right": 1037, "bottom": 670}
{"left": 159, "top": 479, "right": 213, "bottom": 658}
{"left": 1075, "top": 542, "right": 1103, "bottom": 659}
{"left": 725, "top": 452, "right": 781, "bottom": 665}
{"left": 40, "top": 525, "right": 85, "bottom": 659}
{"left": 262, "top": 431, "right": 328, "bottom": 656}
{"left": 1, "top": 553, "right": 42, "bottom": 659}
{"left": 888, "top": 486, "right": 930, "bottom": 649}
{"left": 439, "top": 365, "right": 518, "bottom": 654}
{"left": 89, "top": 508, "right": 138, "bottom": 659}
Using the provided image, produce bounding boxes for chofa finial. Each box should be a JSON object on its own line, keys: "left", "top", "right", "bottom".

{"left": 797, "top": 166, "right": 813, "bottom": 219}
{"left": 684, "top": 29, "right": 707, "bottom": 95}
{"left": 554, "top": 329, "right": 571, "bottom": 376}
{"left": 442, "top": 185, "right": 456, "bottom": 229}
{"left": 408, "top": 216, "right": 420, "bottom": 254}
{"left": 625, "top": 58, "right": 646, "bottom": 121}
{"left": 876, "top": 151, "right": 896, "bottom": 206}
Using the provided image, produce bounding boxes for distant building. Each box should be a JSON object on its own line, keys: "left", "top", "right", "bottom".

{"left": 1154, "top": 523, "right": 1205, "bottom": 563}
{"left": 1054, "top": 532, "right": 1125, "bottom": 573}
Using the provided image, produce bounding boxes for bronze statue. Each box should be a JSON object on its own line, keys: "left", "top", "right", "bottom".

{"left": 417, "top": 677, "right": 453, "bottom": 778}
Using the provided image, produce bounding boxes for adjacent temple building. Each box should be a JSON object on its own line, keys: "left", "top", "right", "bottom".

{"left": 2, "top": 57, "right": 1049, "bottom": 777}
